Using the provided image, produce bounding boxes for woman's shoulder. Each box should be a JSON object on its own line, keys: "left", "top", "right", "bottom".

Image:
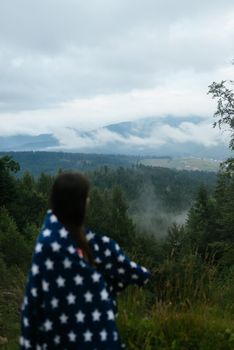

{"left": 85, "top": 229, "right": 112, "bottom": 244}
{"left": 85, "top": 229, "right": 122, "bottom": 258}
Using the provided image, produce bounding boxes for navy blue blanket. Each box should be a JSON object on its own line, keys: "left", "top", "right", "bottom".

{"left": 20, "top": 210, "right": 150, "bottom": 349}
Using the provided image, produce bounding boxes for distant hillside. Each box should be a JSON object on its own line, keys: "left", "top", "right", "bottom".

{"left": 0, "top": 151, "right": 142, "bottom": 176}
{"left": 0, "top": 151, "right": 221, "bottom": 177}
{"left": 0, "top": 116, "right": 231, "bottom": 159}
{"left": 0, "top": 134, "right": 58, "bottom": 151}
{"left": 140, "top": 157, "right": 220, "bottom": 172}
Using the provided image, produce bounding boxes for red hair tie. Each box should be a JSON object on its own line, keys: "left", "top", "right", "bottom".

{"left": 77, "top": 248, "right": 84, "bottom": 258}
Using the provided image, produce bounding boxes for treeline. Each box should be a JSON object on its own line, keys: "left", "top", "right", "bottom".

{"left": 0, "top": 151, "right": 141, "bottom": 176}
{"left": 0, "top": 155, "right": 234, "bottom": 349}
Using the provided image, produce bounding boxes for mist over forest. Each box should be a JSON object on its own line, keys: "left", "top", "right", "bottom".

{"left": 0, "top": 84, "right": 233, "bottom": 348}
{"left": 0, "top": 139, "right": 233, "bottom": 349}
{"left": 1, "top": 0, "right": 234, "bottom": 347}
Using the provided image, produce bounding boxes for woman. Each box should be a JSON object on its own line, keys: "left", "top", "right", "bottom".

{"left": 20, "top": 172, "right": 150, "bottom": 349}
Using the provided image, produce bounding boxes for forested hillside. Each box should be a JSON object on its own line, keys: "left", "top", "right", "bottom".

{"left": 0, "top": 152, "right": 141, "bottom": 176}
{"left": 0, "top": 151, "right": 221, "bottom": 176}
{"left": 0, "top": 153, "right": 233, "bottom": 349}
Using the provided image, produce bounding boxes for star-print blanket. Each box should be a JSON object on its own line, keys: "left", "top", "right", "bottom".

{"left": 20, "top": 210, "right": 150, "bottom": 349}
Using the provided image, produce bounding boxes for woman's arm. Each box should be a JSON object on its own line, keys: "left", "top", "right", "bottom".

{"left": 92, "top": 234, "right": 151, "bottom": 293}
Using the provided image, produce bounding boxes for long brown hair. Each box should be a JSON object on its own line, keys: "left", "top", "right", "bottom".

{"left": 50, "top": 172, "right": 95, "bottom": 265}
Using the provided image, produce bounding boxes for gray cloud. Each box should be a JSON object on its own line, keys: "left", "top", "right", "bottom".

{"left": 46, "top": 119, "right": 229, "bottom": 152}
{"left": 0, "top": 0, "right": 234, "bottom": 113}
{"left": 0, "top": 0, "right": 234, "bottom": 153}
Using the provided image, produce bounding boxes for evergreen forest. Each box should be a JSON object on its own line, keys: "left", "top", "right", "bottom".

{"left": 0, "top": 81, "right": 234, "bottom": 349}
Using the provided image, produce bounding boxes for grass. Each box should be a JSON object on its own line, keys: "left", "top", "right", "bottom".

{"left": 118, "top": 288, "right": 234, "bottom": 350}
{"left": 1, "top": 272, "right": 234, "bottom": 349}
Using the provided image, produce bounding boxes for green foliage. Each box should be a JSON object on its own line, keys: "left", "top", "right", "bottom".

{"left": 0, "top": 155, "right": 20, "bottom": 173}
{"left": 0, "top": 154, "right": 233, "bottom": 349}
{"left": 0, "top": 156, "right": 19, "bottom": 208}
{"left": 208, "top": 79, "right": 234, "bottom": 151}
{"left": 86, "top": 186, "right": 136, "bottom": 250}
{"left": 208, "top": 76, "right": 234, "bottom": 173}
{"left": 186, "top": 185, "right": 218, "bottom": 254}
{"left": 89, "top": 165, "right": 217, "bottom": 213}
{"left": 36, "top": 172, "right": 54, "bottom": 196}
{"left": 0, "top": 208, "right": 31, "bottom": 271}
{"left": 118, "top": 289, "right": 234, "bottom": 350}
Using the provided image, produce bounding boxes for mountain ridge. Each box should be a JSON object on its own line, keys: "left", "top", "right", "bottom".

{"left": 0, "top": 116, "right": 231, "bottom": 159}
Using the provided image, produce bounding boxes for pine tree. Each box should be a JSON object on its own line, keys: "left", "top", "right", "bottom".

{"left": 186, "top": 185, "right": 217, "bottom": 255}
{"left": 109, "top": 186, "right": 136, "bottom": 248}
{"left": 0, "top": 156, "right": 19, "bottom": 208}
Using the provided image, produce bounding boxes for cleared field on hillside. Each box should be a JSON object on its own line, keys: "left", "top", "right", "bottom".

{"left": 140, "top": 157, "right": 221, "bottom": 172}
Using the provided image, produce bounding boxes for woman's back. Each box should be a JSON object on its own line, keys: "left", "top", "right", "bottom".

{"left": 20, "top": 210, "right": 150, "bottom": 349}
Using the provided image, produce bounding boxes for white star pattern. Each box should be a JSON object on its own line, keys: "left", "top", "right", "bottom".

{"left": 56, "top": 276, "right": 65, "bottom": 287}
{"left": 23, "top": 317, "right": 29, "bottom": 327}
{"left": 51, "top": 241, "right": 61, "bottom": 252}
{"left": 115, "top": 243, "right": 120, "bottom": 251}
{"left": 130, "top": 261, "right": 137, "bottom": 268}
{"left": 117, "top": 254, "right": 125, "bottom": 262}
{"left": 94, "top": 243, "right": 99, "bottom": 251}
{"left": 104, "top": 249, "right": 111, "bottom": 257}
{"left": 50, "top": 214, "right": 58, "bottom": 223}
{"left": 91, "top": 272, "right": 101, "bottom": 283}
{"left": 80, "top": 260, "right": 86, "bottom": 268}
{"left": 95, "top": 257, "right": 102, "bottom": 264}
{"left": 31, "top": 288, "right": 37, "bottom": 297}
{"left": 84, "top": 330, "right": 93, "bottom": 342}
{"left": 35, "top": 243, "right": 43, "bottom": 253}
{"left": 21, "top": 213, "right": 150, "bottom": 349}
{"left": 66, "top": 293, "right": 76, "bottom": 304}
{"left": 19, "top": 336, "right": 24, "bottom": 346}
{"left": 42, "top": 229, "right": 51, "bottom": 237}
{"left": 51, "top": 297, "right": 59, "bottom": 308}
{"left": 118, "top": 268, "right": 125, "bottom": 274}
{"left": 100, "top": 329, "right": 107, "bottom": 341}
{"left": 42, "top": 280, "right": 49, "bottom": 292}
{"left": 44, "top": 319, "right": 53, "bottom": 331}
{"left": 76, "top": 310, "right": 85, "bottom": 322}
{"left": 31, "top": 264, "right": 39, "bottom": 276}
{"left": 100, "top": 288, "right": 109, "bottom": 301}
{"left": 74, "top": 274, "right": 83, "bottom": 285}
{"left": 84, "top": 291, "right": 93, "bottom": 302}
{"left": 68, "top": 331, "right": 76, "bottom": 342}
{"left": 105, "top": 263, "right": 112, "bottom": 269}
{"left": 24, "top": 339, "right": 31, "bottom": 349}
{"left": 86, "top": 231, "right": 95, "bottom": 241}
{"left": 63, "top": 257, "right": 72, "bottom": 269}
{"left": 21, "top": 297, "right": 28, "bottom": 311}
{"left": 107, "top": 310, "right": 115, "bottom": 320}
{"left": 68, "top": 245, "right": 76, "bottom": 254}
{"left": 92, "top": 309, "right": 101, "bottom": 321}
{"left": 59, "top": 227, "right": 68, "bottom": 238}
{"left": 60, "top": 313, "right": 68, "bottom": 324}
{"left": 45, "top": 259, "right": 54, "bottom": 270}
{"left": 54, "top": 335, "right": 60, "bottom": 344}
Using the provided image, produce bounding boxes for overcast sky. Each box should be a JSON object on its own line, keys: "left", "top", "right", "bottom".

{"left": 0, "top": 0, "right": 234, "bottom": 148}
